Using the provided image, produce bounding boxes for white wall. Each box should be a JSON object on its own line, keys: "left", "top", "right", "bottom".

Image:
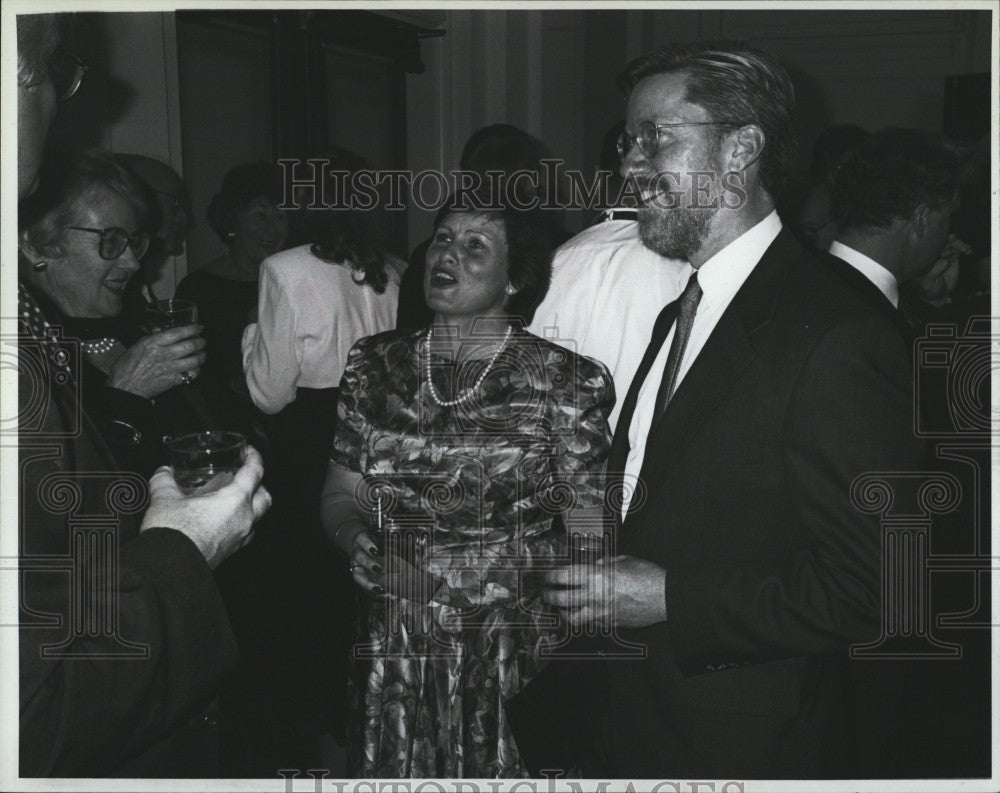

{"left": 90, "top": 13, "right": 186, "bottom": 298}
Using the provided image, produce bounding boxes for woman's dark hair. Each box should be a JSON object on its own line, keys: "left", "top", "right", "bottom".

{"left": 306, "top": 147, "right": 388, "bottom": 294}
{"left": 20, "top": 148, "right": 148, "bottom": 259}
{"left": 437, "top": 184, "right": 553, "bottom": 325}
{"left": 206, "top": 161, "right": 284, "bottom": 241}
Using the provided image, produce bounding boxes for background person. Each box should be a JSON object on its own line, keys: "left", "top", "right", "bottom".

{"left": 177, "top": 161, "right": 289, "bottom": 416}
{"left": 116, "top": 152, "right": 191, "bottom": 309}
{"left": 825, "top": 124, "right": 989, "bottom": 779}
{"left": 215, "top": 147, "right": 401, "bottom": 775}
{"left": 19, "top": 148, "right": 206, "bottom": 475}
{"left": 794, "top": 123, "right": 869, "bottom": 251}
{"left": 321, "top": 195, "right": 613, "bottom": 777}
{"left": 529, "top": 117, "right": 689, "bottom": 432}
{"left": 16, "top": 14, "right": 271, "bottom": 777}
{"left": 827, "top": 127, "right": 968, "bottom": 319}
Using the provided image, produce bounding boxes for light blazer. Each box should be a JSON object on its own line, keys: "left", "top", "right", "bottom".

{"left": 602, "top": 229, "right": 924, "bottom": 778}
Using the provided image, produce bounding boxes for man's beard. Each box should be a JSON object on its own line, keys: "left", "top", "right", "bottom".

{"left": 637, "top": 205, "right": 715, "bottom": 261}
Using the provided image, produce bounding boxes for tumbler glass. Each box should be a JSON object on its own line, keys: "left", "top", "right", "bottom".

{"left": 146, "top": 298, "right": 198, "bottom": 331}
{"left": 165, "top": 430, "right": 246, "bottom": 495}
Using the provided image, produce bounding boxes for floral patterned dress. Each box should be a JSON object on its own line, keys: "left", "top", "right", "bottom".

{"left": 330, "top": 325, "right": 613, "bottom": 778}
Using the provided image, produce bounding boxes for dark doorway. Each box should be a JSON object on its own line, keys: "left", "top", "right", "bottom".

{"left": 175, "top": 10, "right": 440, "bottom": 269}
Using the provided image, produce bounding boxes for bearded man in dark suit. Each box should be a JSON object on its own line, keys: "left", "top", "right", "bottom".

{"left": 543, "top": 40, "right": 925, "bottom": 778}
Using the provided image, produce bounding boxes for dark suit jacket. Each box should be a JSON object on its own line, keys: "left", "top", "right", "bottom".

{"left": 822, "top": 249, "right": 914, "bottom": 337}
{"left": 602, "top": 229, "right": 924, "bottom": 778}
{"left": 822, "top": 250, "right": 991, "bottom": 778}
{"left": 17, "top": 284, "right": 238, "bottom": 776}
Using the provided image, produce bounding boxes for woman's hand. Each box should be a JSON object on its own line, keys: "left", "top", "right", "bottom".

{"left": 343, "top": 524, "right": 386, "bottom": 594}
{"left": 106, "top": 324, "right": 207, "bottom": 400}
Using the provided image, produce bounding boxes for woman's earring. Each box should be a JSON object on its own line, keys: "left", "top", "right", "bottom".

{"left": 505, "top": 284, "right": 517, "bottom": 295}
{"left": 32, "top": 261, "right": 48, "bottom": 272}
{"left": 225, "top": 232, "right": 236, "bottom": 241}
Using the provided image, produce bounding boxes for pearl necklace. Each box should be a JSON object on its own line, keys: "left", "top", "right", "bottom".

{"left": 81, "top": 337, "right": 118, "bottom": 355}
{"left": 423, "top": 325, "right": 513, "bottom": 407}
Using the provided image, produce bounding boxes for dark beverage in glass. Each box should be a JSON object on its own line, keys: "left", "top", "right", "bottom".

{"left": 165, "top": 430, "right": 246, "bottom": 495}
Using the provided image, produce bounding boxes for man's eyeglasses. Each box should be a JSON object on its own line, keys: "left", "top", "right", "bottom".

{"left": 66, "top": 226, "right": 150, "bottom": 260}
{"left": 50, "top": 51, "right": 88, "bottom": 102}
{"left": 617, "top": 120, "right": 741, "bottom": 161}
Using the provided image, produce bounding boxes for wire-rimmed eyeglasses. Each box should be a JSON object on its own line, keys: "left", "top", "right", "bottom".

{"left": 51, "top": 51, "right": 88, "bottom": 102}
{"left": 617, "top": 120, "right": 741, "bottom": 161}
{"left": 66, "top": 226, "right": 150, "bottom": 260}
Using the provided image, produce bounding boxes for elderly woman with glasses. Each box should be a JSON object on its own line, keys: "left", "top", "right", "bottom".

{"left": 18, "top": 149, "right": 207, "bottom": 474}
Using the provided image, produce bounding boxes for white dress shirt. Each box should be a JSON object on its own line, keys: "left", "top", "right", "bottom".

{"left": 529, "top": 219, "right": 690, "bottom": 431}
{"left": 242, "top": 245, "right": 400, "bottom": 415}
{"left": 828, "top": 240, "right": 900, "bottom": 307}
{"left": 622, "top": 211, "right": 783, "bottom": 517}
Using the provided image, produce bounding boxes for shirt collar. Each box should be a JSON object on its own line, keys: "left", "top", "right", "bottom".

{"left": 828, "top": 240, "right": 900, "bottom": 308}
{"left": 600, "top": 208, "right": 639, "bottom": 222}
{"left": 695, "top": 210, "right": 782, "bottom": 300}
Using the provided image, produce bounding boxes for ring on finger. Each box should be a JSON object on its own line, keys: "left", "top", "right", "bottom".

{"left": 179, "top": 371, "right": 193, "bottom": 386}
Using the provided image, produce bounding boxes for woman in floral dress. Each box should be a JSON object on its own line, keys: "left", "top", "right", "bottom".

{"left": 320, "top": 198, "right": 613, "bottom": 777}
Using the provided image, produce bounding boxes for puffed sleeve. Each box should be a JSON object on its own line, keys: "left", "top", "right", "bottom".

{"left": 242, "top": 258, "right": 300, "bottom": 415}
{"left": 548, "top": 350, "right": 615, "bottom": 509}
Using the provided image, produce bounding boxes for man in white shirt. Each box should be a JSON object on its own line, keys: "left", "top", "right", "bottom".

{"left": 826, "top": 127, "right": 968, "bottom": 318}
{"left": 529, "top": 215, "right": 689, "bottom": 430}
{"left": 542, "top": 40, "right": 924, "bottom": 778}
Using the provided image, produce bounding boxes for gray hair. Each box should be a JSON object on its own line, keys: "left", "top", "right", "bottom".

{"left": 20, "top": 149, "right": 148, "bottom": 259}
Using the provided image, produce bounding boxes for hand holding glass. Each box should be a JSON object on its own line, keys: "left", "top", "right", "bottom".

{"left": 166, "top": 430, "right": 247, "bottom": 495}
{"left": 146, "top": 298, "right": 198, "bottom": 331}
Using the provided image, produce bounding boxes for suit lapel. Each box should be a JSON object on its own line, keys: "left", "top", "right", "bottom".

{"left": 645, "top": 306, "right": 755, "bottom": 457}
{"left": 607, "top": 300, "right": 678, "bottom": 534}
{"left": 608, "top": 300, "right": 678, "bottom": 476}
{"left": 619, "top": 229, "right": 799, "bottom": 539}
